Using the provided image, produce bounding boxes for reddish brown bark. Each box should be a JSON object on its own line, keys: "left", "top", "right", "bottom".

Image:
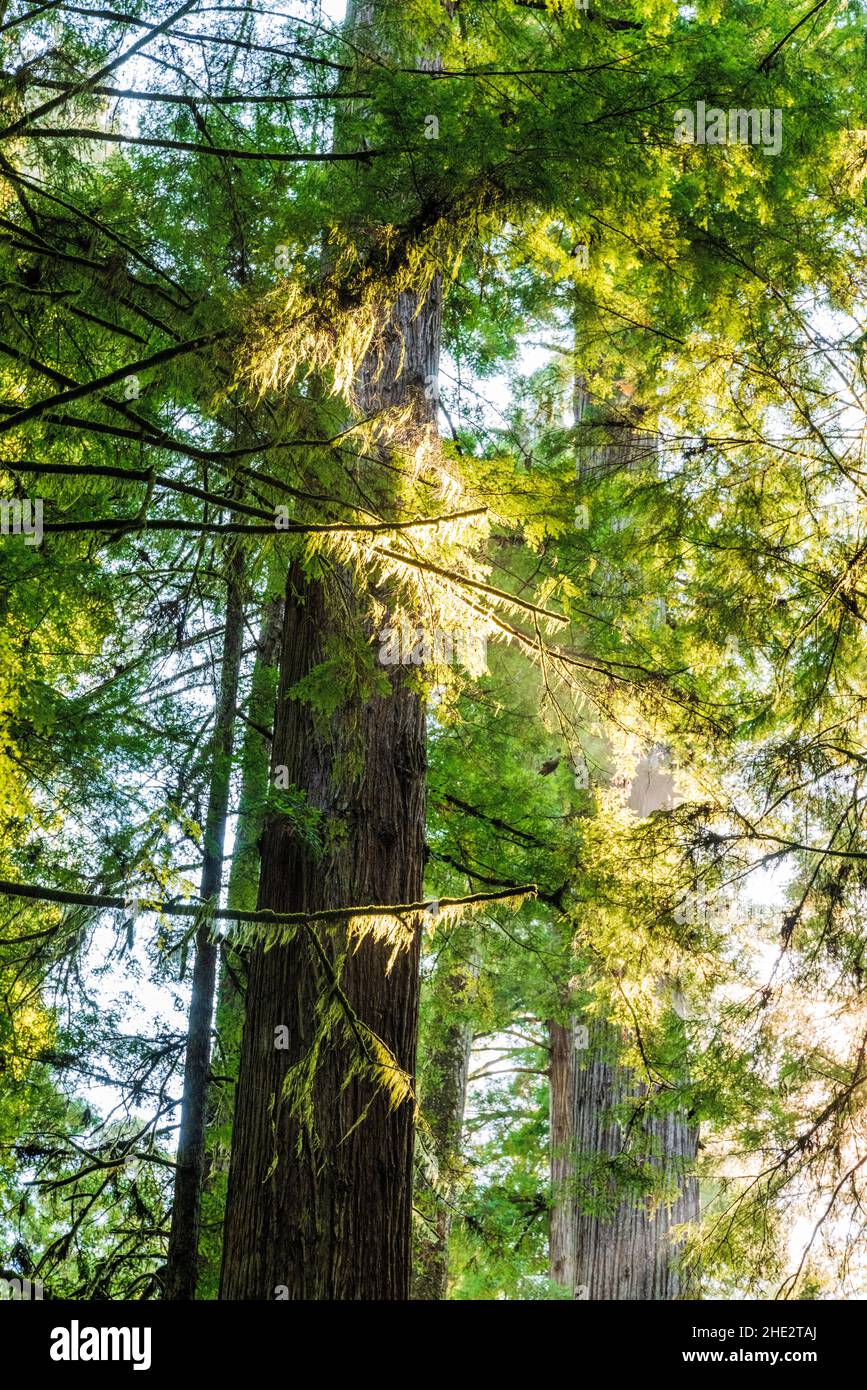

{"left": 219, "top": 566, "right": 427, "bottom": 1299}
{"left": 220, "top": 278, "right": 441, "bottom": 1302}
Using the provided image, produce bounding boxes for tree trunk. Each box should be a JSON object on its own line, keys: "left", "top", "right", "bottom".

{"left": 549, "top": 1017, "right": 580, "bottom": 1291}
{"left": 549, "top": 1017, "right": 698, "bottom": 1300}
{"left": 196, "top": 583, "right": 284, "bottom": 1298}
{"left": 219, "top": 0, "right": 447, "bottom": 1303}
{"left": 219, "top": 561, "right": 428, "bottom": 1299}
{"left": 411, "top": 932, "right": 478, "bottom": 1300}
{"left": 224, "top": 593, "right": 284, "bottom": 916}
{"left": 552, "top": 398, "right": 696, "bottom": 1299}
{"left": 164, "top": 553, "right": 246, "bottom": 1300}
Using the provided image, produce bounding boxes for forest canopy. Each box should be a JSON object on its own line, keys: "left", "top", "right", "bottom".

{"left": 0, "top": 0, "right": 865, "bottom": 1305}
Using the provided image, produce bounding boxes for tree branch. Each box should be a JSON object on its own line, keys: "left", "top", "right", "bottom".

{"left": 33, "top": 506, "right": 487, "bottom": 538}
{"left": 0, "top": 332, "right": 224, "bottom": 434}
{"left": 0, "top": 878, "right": 537, "bottom": 927}
{"left": 758, "top": 0, "right": 831, "bottom": 72}
{"left": 0, "top": 0, "right": 202, "bottom": 139}
{"left": 20, "top": 127, "right": 388, "bottom": 163}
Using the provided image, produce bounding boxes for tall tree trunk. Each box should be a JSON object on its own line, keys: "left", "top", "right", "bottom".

{"left": 411, "top": 932, "right": 478, "bottom": 1300}
{"left": 219, "top": 558, "right": 429, "bottom": 1299}
{"left": 219, "top": 0, "right": 448, "bottom": 1304}
{"left": 547, "top": 740, "right": 698, "bottom": 1300}
{"left": 549, "top": 1016, "right": 580, "bottom": 1292}
{"left": 549, "top": 1017, "right": 698, "bottom": 1299}
{"left": 548, "top": 733, "right": 696, "bottom": 1300}
{"left": 164, "top": 551, "right": 246, "bottom": 1300}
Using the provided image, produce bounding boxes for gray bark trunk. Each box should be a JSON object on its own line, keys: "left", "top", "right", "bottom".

{"left": 197, "top": 583, "right": 284, "bottom": 1297}
{"left": 549, "top": 1016, "right": 579, "bottom": 1291}
{"left": 411, "top": 932, "right": 478, "bottom": 1300}
{"left": 550, "top": 1017, "right": 698, "bottom": 1299}
{"left": 552, "top": 405, "right": 697, "bottom": 1298}
{"left": 164, "top": 553, "right": 245, "bottom": 1300}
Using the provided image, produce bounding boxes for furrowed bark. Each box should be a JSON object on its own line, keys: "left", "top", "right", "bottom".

{"left": 219, "top": 0, "right": 447, "bottom": 1301}
{"left": 549, "top": 1017, "right": 699, "bottom": 1300}
{"left": 219, "top": 557, "right": 429, "bottom": 1299}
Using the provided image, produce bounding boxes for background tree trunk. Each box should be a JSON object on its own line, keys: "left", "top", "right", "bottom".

{"left": 548, "top": 747, "right": 698, "bottom": 1301}
{"left": 164, "top": 552, "right": 245, "bottom": 1300}
{"left": 412, "top": 931, "right": 478, "bottom": 1300}
{"left": 549, "top": 1017, "right": 580, "bottom": 1292}
{"left": 223, "top": 587, "right": 285, "bottom": 915}
{"left": 197, "top": 582, "right": 284, "bottom": 1297}
{"left": 549, "top": 1017, "right": 698, "bottom": 1300}
{"left": 551, "top": 401, "right": 697, "bottom": 1300}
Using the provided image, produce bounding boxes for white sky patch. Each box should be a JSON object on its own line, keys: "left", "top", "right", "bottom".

{"left": 741, "top": 860, "right": 793, "bottom": 909}
{"left": 72, "top": 913, "right": 187, "bottom": 1120}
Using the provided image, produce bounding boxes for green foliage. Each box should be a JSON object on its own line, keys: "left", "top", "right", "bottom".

{"left": 0, "top": 0, "right": 865, "bottom": 1300}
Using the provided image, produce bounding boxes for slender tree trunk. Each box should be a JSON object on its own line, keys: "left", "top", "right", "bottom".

{"left": 549, "top": 1017, "right": 580, "bottom": 1291}
{"left": 225, "top": 598, "right": 283, "bottom": 903}
{"left": 164, "top": 553, "right": 245, "bottom": 1301}
{"left": 411, "top": 932, "right": 478, "bottom": 1300}
{"left": 196, "top": 582, "right": 284, "bottom": 1297}
{"left": 549, "top": 1017, "right": 698, "bottom": 1299}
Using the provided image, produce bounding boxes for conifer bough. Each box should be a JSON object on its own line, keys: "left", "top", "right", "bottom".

{"left": 0, "top": 878, "right": 537, "bottom": 930}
